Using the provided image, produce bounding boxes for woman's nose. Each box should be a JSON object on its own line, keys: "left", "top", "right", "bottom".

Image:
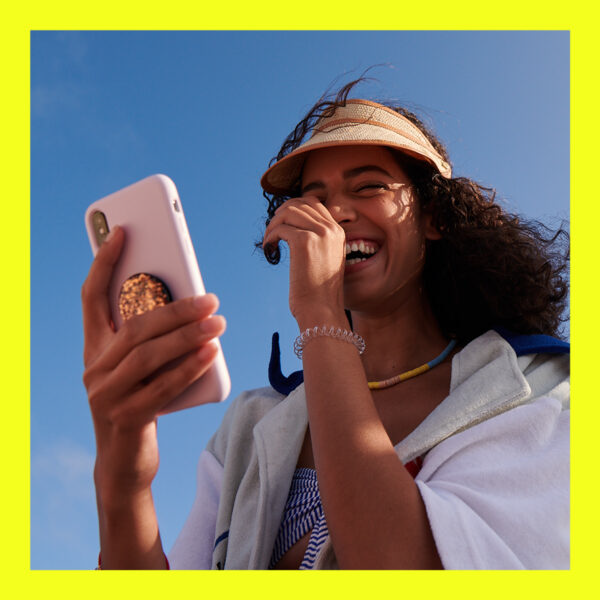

{"left": 324, "top": 193, "right": 356, "bottom": 223}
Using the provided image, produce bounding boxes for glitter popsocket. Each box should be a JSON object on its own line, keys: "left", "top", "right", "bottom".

{"left": 118, "top": 273, "right": 172, "bottom": 321}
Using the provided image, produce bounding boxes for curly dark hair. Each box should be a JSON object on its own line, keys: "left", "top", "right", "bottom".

{"left": 258, "top": 78, "right": 569, "bottom": 344}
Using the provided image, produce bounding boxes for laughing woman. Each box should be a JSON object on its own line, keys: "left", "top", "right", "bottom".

{"left": 83, "top": 79, "right": 569, "bottom": 570}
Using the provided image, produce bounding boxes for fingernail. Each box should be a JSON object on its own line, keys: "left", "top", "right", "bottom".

{"left": 197, "top": 342, "right": 217, "bottom": 361}
{"left": 105, "top": 226, "right": 120, "bottom": 243}
{"left": 193, "top": 295, "right": 208, "bottom": 309}
{"left": 194, "top": 293, "right": 217, "bottom": 309}
{"left": 202, "top": 316, "right": 225, "bottom": 333}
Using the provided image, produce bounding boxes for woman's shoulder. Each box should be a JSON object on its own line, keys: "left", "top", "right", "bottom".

{"left": 230, "top": 385, "right": 286, "bottom": 411}
{"left": 458, "top": 328, "right": 569, "bottom": 407}
{"left": 219, "top": 385, "right": 288, "bottom": 432}
{"left": 204, "top": 385, "right": 288, "bottom": 461}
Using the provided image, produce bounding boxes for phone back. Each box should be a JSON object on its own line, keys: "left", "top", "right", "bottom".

{"left": 85, "top": 174, "right": 230, "bottom": 414}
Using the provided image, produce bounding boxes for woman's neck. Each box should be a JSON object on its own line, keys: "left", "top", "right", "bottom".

{"left": 350, "top": 290, "right": 449, "bottom": 383}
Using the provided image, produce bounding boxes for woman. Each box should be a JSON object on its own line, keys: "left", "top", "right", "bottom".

{"left": 82, "top": 80, "right": 569, "bottom": 569}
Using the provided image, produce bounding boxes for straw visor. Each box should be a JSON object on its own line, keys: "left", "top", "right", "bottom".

{"left": 260, "top": 99, "right": 452, "bottom": 196}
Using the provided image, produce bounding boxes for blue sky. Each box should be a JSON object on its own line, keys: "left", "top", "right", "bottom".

{"left": 30, "top": 31, "right": 569, "bottom": 569}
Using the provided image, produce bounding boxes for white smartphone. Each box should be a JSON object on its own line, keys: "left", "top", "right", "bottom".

{"left": 84, "top": 174, "right": 231, "bottom": 414}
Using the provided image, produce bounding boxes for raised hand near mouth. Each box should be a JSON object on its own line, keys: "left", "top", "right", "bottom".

{"left": 262, "top": 195, "right": 347, "bottom": 325}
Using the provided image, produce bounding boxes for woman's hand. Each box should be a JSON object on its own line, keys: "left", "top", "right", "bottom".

{"left": 262, "top": 196, "right": 347, "bottom": 325}
{"left": 81, "top": 226, "right": 226, "bottom": 503}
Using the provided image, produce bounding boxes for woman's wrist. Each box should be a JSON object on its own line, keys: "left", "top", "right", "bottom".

{"left": 294, "top": 326, "right": 366, "bottom": 359}
{"left": 294, "top": 308, "right": 349, "bottom": 333}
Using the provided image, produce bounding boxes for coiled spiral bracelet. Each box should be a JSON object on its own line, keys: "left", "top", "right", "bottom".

{"left": 293, "top": 326, "right": 366, "bottom": 359}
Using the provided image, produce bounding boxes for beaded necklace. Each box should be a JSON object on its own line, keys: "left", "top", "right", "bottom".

{"left": 368, "top": 339, "right": 457, "bottom": 390}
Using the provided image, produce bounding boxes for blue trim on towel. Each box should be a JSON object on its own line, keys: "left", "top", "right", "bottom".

{"left": 269, "top": 332, "right": 304, "bottom": 395}
{"left": 268, "top": 328, "right": 570, "bottom": 396}
{"left": 493, "top": 327, "right": 570, "bottom": 356}
{"left": 213, "top": 529, "right": 229, "bottom": 550}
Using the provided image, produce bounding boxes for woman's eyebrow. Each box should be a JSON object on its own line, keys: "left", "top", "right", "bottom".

{"left": 343, "top": 165, "right": 394, "bottom": 179}
{"left": 302, "top": 165, "right": 394, "bottom": 194}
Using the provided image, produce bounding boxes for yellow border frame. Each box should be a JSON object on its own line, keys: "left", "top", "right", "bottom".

{"left": 7, "top": 3, "right": 589, "bottom": 598}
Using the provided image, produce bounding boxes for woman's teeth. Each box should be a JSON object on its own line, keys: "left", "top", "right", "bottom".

{"left": 347, "top": 257, "right": 368, "bottom": 265}
{"left": 345, "top": 241, "right": 379, "bottom": 265}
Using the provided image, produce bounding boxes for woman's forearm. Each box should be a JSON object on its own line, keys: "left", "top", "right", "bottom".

{"left": 96, "top": 484, "right": 167, "bottom": 569}
{"left": 298, "top": 314, "right": 442, "bottom": 569}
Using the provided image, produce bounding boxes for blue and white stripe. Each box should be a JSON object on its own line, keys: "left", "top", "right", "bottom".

{"left": 299, "top": 504, "right": 329, "bottom": 569}
{"left": 269, "top": 468, "right": 329, "bottom": 569}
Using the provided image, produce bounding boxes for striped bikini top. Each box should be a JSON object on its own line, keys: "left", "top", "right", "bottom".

{"left": 269, "top": 457, "right": 423, "bottom": 569}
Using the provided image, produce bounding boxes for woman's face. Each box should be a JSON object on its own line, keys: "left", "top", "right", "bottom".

{"left": 301, "top": 145, "right": 439, "bottom": 313}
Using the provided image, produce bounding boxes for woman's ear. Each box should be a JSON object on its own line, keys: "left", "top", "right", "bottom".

{"left": 422, "top": 212, "right": 443, "bottom": 240}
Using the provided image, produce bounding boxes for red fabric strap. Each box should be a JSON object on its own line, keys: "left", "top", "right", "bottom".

{"left": 404, "top": 456, "right": 424, "bottom": 479}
